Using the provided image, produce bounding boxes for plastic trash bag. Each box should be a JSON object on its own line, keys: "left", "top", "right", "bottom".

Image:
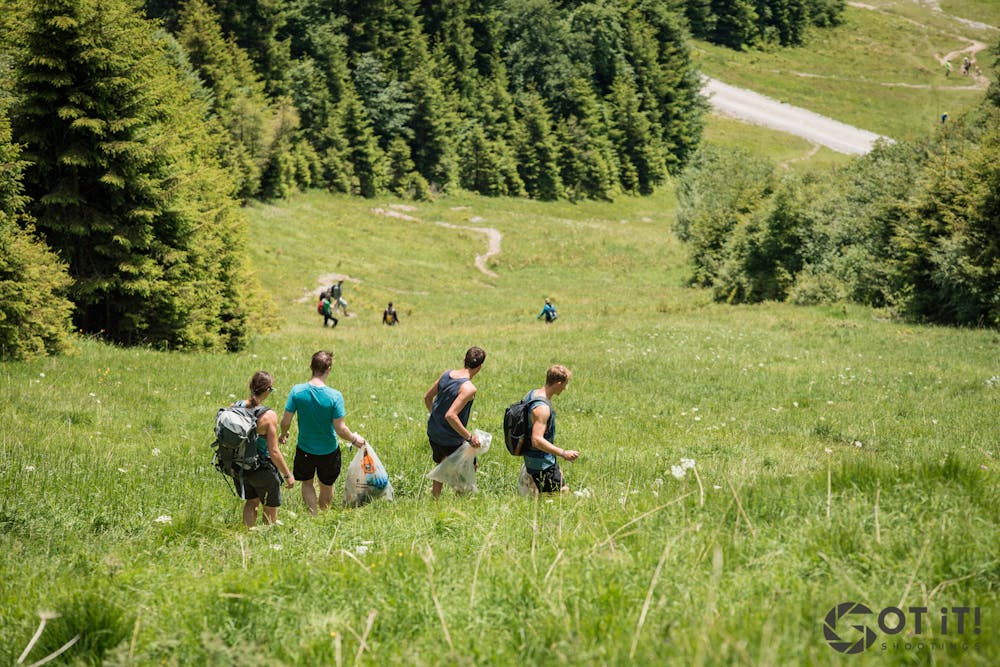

{"left": 426, "top": 429, "right": 492, "bottom": 493}
{"left": 517, "top": 464, "right": 538, "bottom": 497}
{"left": 344, "top": 442, "right": 394, "bottom": 507}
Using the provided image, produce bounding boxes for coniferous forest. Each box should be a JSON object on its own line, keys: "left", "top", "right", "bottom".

{"left": 9, "top": 0, "right": 998, "bottom": 356}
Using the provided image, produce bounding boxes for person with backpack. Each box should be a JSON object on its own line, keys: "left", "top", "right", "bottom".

{"left": 233, "top": 371, "right": 294, "bottom": 528}
{"left": 423, "top": 346, "right": 486, "bottom": 498}
{"left": 330, "top": 280, "right": 349, "bottom": 316}
{"left": 321, "top": 292, "right": 338, "bottom": 328}
{"left": 382, "top": 302, "right": 400, "bottom": 326}
{"left": 537, "top": 298, "right": 557, "bottom": 323}
{"left": 521, "top": 364, "right": 579, "bottom": 493}
{"left": 279, "top": 351, "right": 366, "bottom": 514}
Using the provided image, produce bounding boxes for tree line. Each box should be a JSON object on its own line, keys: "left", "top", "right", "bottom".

{"left": 676, "top": 52, "right": 1000, "bottom": 329}
{"left": 0, "top": 0, "right": 849, "bottom": 359}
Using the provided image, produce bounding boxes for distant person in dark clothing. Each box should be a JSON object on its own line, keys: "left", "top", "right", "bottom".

{"left": 383, "top": 302, "right": 400, "bottom": 326}
{"left": 321, "top": 293, "right": 338, "bottom": 327}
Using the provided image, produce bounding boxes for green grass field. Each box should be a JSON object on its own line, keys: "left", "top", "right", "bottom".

{"left": 2, "top": 186, "right": 997, "bottom": 665}
{"left": 695, "top": 1, "right": 996, "bottom": 142}
{"left": 3, "top": 1, "right": 1000, "bottom": 664}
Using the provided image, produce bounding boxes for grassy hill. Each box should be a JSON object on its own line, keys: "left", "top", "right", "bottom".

{"left": 2, "top": 2, "right": 999, "bottom": 665}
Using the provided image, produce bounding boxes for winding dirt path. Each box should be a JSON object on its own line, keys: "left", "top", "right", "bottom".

{"left": 371, "top": 206, "right": 502, "bottom": 278}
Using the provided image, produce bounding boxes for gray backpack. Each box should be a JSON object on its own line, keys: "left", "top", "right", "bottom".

{"left": 212, "top": 404, "right": 269, "bottom": 476}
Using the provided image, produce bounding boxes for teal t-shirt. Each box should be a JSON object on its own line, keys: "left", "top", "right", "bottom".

{"left": 284, "top": 382, "right": 346, "bottom": 455}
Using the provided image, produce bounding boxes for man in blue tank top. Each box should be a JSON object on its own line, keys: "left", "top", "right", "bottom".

{"left": 424, "top": 346, "right": 487, "bottom": 498}
{"left": 523, "top": 364, "right": 579, "bottom": 493}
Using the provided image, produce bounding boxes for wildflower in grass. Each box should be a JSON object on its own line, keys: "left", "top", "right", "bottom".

{"left": 854, "top": 441, "right": 863, "bottom": 448}
{"left": 271, "top": 544, "right": 283, "bottom": 550}
{"left": 118, "top": 467, "right": 127, "bottom": 473}
{"left": 681, "top": 458, "right": 696, "bottom": 470}
{"left": 671, "top": 465, "right": 686, "bottom": 480}
{"left": 151, "top": 448, "right": 161, "bottom": 456}
{"left": 39, "top": 372, "right": 45, "bottom": 378}
{"left": 713, "top": 485, "right": 722, "bottom": 490}
{"left": 574, "top": 488, "right": 592, "bottom": 498}
{"left": 824, "top": 448, "right": 833, "bottom": 454}
{"left": 204, "top": 391, "right": 211, "bottom": 396}
{"left": 355, "top": 545, "right": 369, "bottom": 555}
{"left": 25, "top": 465, "right": 35, "bottom": 472}
{"left": 154, "top": 515, "right": 171, "bottom": 523}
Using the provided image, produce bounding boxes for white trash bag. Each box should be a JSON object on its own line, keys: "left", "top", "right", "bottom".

{"left": 344, "top": 442, "right": 394, "bottom": 507}
{"left": 426, "top": 429, "right": 492, "bottom": 493}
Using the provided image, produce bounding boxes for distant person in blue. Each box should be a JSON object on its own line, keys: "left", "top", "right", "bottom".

{"left": 537, "top": 298, "right": 558, "bottom": 323}
{"left": 522, "top": 364, "right": 579, "bottom": 493}
{"left": 330, "top": 280, "right": 349, "bottom": 315}
{"left": 279, "top": 351, "right": 367, "bottom": 514}
{"left": 423, "top": 346, "right": 486, "bottom": 498}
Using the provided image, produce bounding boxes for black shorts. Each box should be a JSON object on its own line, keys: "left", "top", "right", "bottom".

{"left": 293, "top": 447, "right": 342, "bottom": 486}
{"left": 527, "top": 464, "right": 565, "bottom": 493}
{"left": 429, "top": 440, "right": 478, "bottom": 467}
{"left": 236, "top": 461, "right": 282, "bottom": 507}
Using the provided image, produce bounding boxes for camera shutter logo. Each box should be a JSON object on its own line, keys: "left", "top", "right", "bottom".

{"left": 824, "top": 602, "right": 877, "bottom": 654}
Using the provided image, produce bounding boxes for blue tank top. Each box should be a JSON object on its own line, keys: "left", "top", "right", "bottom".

{"left": 427, "top": 371, "right": 472, "bottom": 447}
{"left": 523, "top": 390, "right": 556, "bottom": 471}
{"left": 236, "top": 400, "right": 272, "bottom": 459}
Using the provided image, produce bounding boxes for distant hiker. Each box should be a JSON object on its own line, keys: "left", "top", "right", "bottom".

{"left": 945, "top": 61, "right": 952, "bottom": 77}
{"left": 234, "top": 371, "right": 294, "bottom": 528}
{"left": 941, "top": 112, "right": 948, "bottom": 124}
{"left": 383, "top": 302, "right": 400, "bottom": 326}
{"left": 537, "top": 298, "right": 558, "bottom": 323}
{"left": 424, "top": 346, "right": 486, "bottom": 499}
{"left": 520, "top": 364, "right": 579, "bottom": 494}
{"left": 321, "top": 293, "right": 338, "bottom": 328}
{"left": 279, "top": 351, "right": 367, "bottom": 514}
{"left": 962, "top": 57, "right": 971, "bottom": 75}
{"left": 330, "top": 280, "right": 349, "bottom": 315}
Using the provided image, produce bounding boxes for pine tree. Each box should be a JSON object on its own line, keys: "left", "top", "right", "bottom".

{"left": 339, "top": 82, "right": 383, "bottom": 198}
{"left": 12, "top": 0, "right": 260, "bottom": 350}
{"left": 0, "top": 108, "right": 74, "bottom": 360}
{"left": 606, "top": 75, "right": 667, "bottom": 194}
{"left": 515, "top": 91, "right": 564, "bottom": 200}
{"left": 407, "top": 58, "right": 457, "bottom": 190}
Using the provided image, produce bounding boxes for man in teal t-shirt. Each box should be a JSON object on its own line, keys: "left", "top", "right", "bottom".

{"left": 279, "top": 350, "right": 367, "bottom": 514}
{"left": 522, "top": 364, "right": 579, "bottom": 493}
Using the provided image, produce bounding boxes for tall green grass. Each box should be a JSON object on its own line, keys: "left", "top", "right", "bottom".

{"left": 1, "top": 186, "right": 997, "bottom": 665}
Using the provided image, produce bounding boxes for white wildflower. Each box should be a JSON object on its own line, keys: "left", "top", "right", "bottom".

{"left": 205, "top": 391, "right": 211, "bottom": 396}
{"left": 854, "top": 441, "right": 863, "bottom": 448}
{"left": 154, "top": 515, "right": 172, "bottom": 524}
{"left": 117, "top": 468, "right": 127, "bottom": 473}
{"left": 25, "top": 465, "right": 36, "bottom": 472}
{"left": 89, "top": 392, "right": 96, "bottom": 397}
{"left": 793, "top": 401, "right": 799, "bottom": 408}
{"left": 713, "top": 485, "right": 722, "bottom": 490}
{"left": 355, "top": 545, "right": 369, "bottom": 555}
{"left": 681, "top": 458, "right": 696, "bottom": 470}
{"left": 574, "top": 488, "right": 592, "bottom": 498}
{"left": 151, "top": 448, "right": 161, "bottom": 456}
{"left": 271, "top": 544, "right": 283, "bottom": 551}
{"left": 39, "top": 372, "right": 45, "bottom": 378}
{"left": 824, "top": 448, "right": 833, "bottom": 454}
{"left": 671, "top": 465, "right": 686, "bottom": 480}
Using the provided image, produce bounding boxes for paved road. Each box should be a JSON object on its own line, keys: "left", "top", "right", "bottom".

{"left": 703, "top": 77, "right": 892, "bottom": 155}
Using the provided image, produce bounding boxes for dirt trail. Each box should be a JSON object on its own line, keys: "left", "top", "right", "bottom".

{"left": 371, "top": 206, "right": 502, "bottom": 278}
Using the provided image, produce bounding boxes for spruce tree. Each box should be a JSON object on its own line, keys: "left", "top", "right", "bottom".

{"left": 12, "top": 0, "right": 260, "bottom": 350}
{"left": 0, "top": 108, "right": 74, "bottom": 360}
{"left": 515, "top": 91, "right": 564, "bottom": 200}
{"left": 339, "top": 82, "right": 383, "bottom": 198}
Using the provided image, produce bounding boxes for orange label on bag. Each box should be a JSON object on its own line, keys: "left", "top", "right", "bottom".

{"left": 362, "top": 453, "right": 376, "bottom": 475}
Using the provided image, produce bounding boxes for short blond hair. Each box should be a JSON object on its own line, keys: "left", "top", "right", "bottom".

{"left": 545, "top": 364, "right": 571, "bottom": 385}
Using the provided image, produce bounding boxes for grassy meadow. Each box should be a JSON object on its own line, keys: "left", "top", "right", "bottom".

{"left": 2, "top": 186, "right": 998, "bottom": 665}
{"left": 694, "top": 1, "right": 997, "bottom": 141}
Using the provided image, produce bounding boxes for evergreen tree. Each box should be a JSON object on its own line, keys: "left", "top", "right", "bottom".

{"left": 711, "top": 0, "right": 760, "bottom": 49}
{"left": 338, "top": 82, "right": 383, "bottom": 197}
{"left": 606, "top": 75, "right": 667, "bottom": 194}
{"left": 406, "top": 58, "right": 456, "bottom": 190}
{"left": 0, "top": 108, "right": 75, "bottom": 360}
{"left": 12, "top": 0, "right": 260, "bottom": 350}
{"left": 515, "top": 91, "right": 564, "bottom": 200}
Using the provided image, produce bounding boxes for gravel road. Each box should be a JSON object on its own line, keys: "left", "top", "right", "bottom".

{"left": 703, "top": 77, "right": 892, "bottom": 155}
